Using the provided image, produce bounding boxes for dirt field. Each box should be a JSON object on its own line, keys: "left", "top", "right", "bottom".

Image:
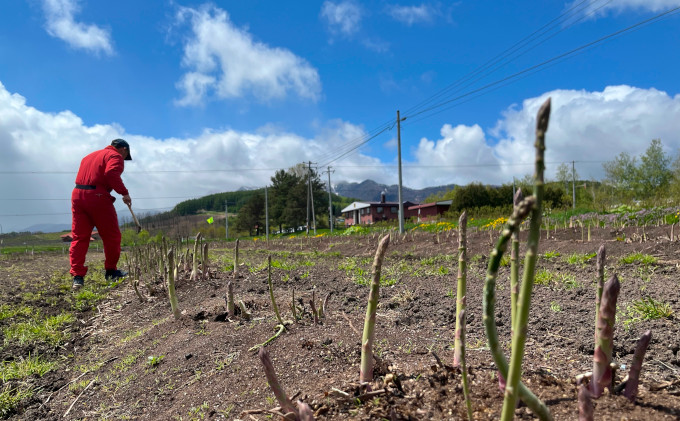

{"left": 1, "top": 224, "right": 679, "bottom": 420}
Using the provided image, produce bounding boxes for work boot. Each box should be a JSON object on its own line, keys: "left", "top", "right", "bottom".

{"left": 72, "top": 276, "right": 85, "bottom": 290}
{"left": 105, "top": 269, "right": 128, "bottom": 281}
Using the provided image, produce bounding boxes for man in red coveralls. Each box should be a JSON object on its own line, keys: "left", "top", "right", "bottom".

{"left": 70, "top": 139, "right": 133, "bottom": 290}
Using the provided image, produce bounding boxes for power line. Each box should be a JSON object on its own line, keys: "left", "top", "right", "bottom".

{"left": 403, "top": 5, "right": 680, "bottom": 123}
{"left": 403, "top": 0, "right": 612, "bottom": 117}
{"left": 314, "top": 4, "right": 679, "bottom": 166}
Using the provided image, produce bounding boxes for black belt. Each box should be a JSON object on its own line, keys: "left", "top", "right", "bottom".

{"left": 75, "top": 184, "right": 97, "bottom": 190}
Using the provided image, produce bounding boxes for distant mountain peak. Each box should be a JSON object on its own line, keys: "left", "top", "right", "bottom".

{"left": 334, "top": 179, "right": 456, "bottom": 203}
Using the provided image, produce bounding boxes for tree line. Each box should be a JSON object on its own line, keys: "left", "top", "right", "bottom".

{"left": 426, "top": 139, "right": 679, "bottom": 216}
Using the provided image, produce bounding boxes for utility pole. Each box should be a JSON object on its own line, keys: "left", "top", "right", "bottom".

{"left": 397, "top": 110, "right": 405, "bottom": 234}
{"left": 265, "top": 185, "right": 270, "bottom": 242}
{"left": 307, "top": 161, "right": 317, "bottom": 235}
{"left": 572, "top": 161, "right": 576, "bottom": 209}
{"left": 224, "top": 201, "right": 229, "bottom": 240}
{"left": 324, "top": 166, "right": 335, "bottom": 233}
{"left": 306, "top": 162, "right": 310, "bottom": 235}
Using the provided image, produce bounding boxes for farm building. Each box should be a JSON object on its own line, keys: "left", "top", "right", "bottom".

{"left": 340, "top": 193, "right": 419, "bottom": 226}
{"left": 408, "top": 200, "right": 453, "bottom": 222}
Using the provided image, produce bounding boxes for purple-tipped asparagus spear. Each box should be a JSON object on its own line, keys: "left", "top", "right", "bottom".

{"left": 258, "top": 347, "right": 298, "bottom": 417}
{"left": 578, "top": 383, "right": 593, "bottom": 421}
{"left": 623, "top": 330, "right": 652, "bottom": 402}
{"left": 591, "top": 274, "right": 621, "bottom": 398}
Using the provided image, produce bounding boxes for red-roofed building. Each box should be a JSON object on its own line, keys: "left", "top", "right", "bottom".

{"left": 340, "top": 193, "right": 418, "bottom": 226}
{"left": 408, "top": 200, "right": 453, "bottom": 222}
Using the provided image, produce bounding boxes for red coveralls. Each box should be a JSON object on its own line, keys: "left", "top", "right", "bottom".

{"left": 69, "top": 146, "right": 129, "bottom": 277}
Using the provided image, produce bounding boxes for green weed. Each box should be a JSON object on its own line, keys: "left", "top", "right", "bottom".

{"left": 0, "top": 354, "right": 56, "bottom": 381}
{"left": 147, "top": 355, "right": 165, "bottom": 367}
{"left": 0, "top": 304, "right": 35, "bottom": 321}
{"left": 619, "top": 253, "right": 657, "bottom": 265}
{"left": 624, "top": 297, "right": 674, "bottom": 329}
{"left": 0, "top": 385, "right": 33, "bottom": 418}
{"left": 542, "top": 250, "right": 561, "bottom": 259}
{"left": 564, "top": 252, "right": 596, "bottom": 266}
{"left": 2, "top": 313, "right": 74, "bottom": 346}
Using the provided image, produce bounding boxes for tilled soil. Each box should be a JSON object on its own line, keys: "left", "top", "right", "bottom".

{"left": 1, "top": 225, "right": 679, "bottom": 420}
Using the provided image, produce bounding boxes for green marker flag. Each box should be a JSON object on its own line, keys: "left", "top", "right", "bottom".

{"left": 207, "top": 216, "right": 214, "bottom": 224}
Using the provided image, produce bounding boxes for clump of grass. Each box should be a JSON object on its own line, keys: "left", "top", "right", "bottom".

{"left": 542, "top": 250, "right": 561, "bottom": 259}
{"left": 549, "top": 302, "right": 562, "bottom": 312}
{"left": 0, "top": 354, "right": 56, "bottom": 381}
{"left": 534, "top": 269, "right": 553, "bottom": 286}
{"left": 73, "top": 289, "right": 107, "bottom": 312}
{"left": 3, "top": 313, "right": 74, "bottom": 346}
{"left": 534, "top": 270, "right": 580, "bottom": 289}
{"left": 0, "top": 305, "right": 35, "bottom": 321}
{"left": 619, "top": 253, "right": 657, "bottom": 265}
{"left": 0, "top": 385, "right": 33, "bottom": 418}
{"left": 623, "top": 297, "right": 674, "bottom": 329}
{"left": 270, "top": 259, "right": 296, "bottom": 271}
{"left": 564, "top": 252, "right": 596, "bottom": 266}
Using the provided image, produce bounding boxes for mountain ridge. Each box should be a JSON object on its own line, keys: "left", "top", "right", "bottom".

{"left": 334, "top": 179, "right": 456, "bottom": 203}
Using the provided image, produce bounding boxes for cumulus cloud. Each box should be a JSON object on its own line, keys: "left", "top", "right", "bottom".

{"left": 403, "top": 85, "right": 680, "bottom": 188}
{"left": 320, "top": 1, "right": 363, "bottom": 36}
{"left": 0, "top": 82, "right": 356, "bottom": 232}
{"left": 565, "top": 0, "right": 680, "bottom": 19}
{"left": 41, "top": 0, "right": 114, "bottom": 55}
{"left": 2, "top": 81, "right": 679, "bottom": 231}
{"left": 175, "top": 5, "right": 321, "bottom": 106}
{"left": 387, "top": 3, "right": 438, "bottom": 26}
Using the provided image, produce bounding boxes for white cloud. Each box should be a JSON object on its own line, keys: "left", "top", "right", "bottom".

{"left": 1, "top": 81, "right": 679, "bottom": 232}
{"left": 175, "top": 5, "right": 321, "bottom": 106}
{"left": 565, "top": 0, "right": 680, "bottom": 19}
{"left": 0, "top": 82, "right": 347, "bottom": 232}
{"left": 491, "top": 85, "right": 680, "bottom": 181}
{"left": 403, "top": 85, "right": 680, "bottom": 188}
{"left": 387, "top": 4, "right": 438, "bottom": 26}
{"left": 320, "top": 1, "right": 363, "bottom": 36}
{"left": 41, "top": 0, "right": 114, "bottom": 55}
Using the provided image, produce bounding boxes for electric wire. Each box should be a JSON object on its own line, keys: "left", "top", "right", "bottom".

{"left": 403, "top": 5, "right": 680, "bottom": 123}
{"left": 402, "top": 0, "right": 611, "bottom": 117}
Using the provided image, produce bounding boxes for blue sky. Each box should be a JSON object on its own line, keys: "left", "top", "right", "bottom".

{"left": 1, "top": 0, "right": 680, "bottom": 232}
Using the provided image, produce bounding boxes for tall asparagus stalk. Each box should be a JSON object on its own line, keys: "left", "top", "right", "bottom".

{"left": 623, "top": 330, "right": 652, "bottom": 402}
{"left": 267, "top": 256, "right": 285, "bottom": 326}
{"left": 190, "top": 232, "right": 202, "bottom": 281}
{"left": 166, "top": 248, "right": 181, "bottom": 319}
{"left": 458, "top": 308, "right": 473, "bottom": 421}
{"left": 482, "top": 196, "right": 552, "bottom": 420}
{"left": 590, "top": 274, "right": 621, "bottom": 398}
{"left": 595, "top": 244, "right": 606, "bottom": 324}
{"left": 510, "top": 189, "right": 524, "bottom": 331}
{"left": 360, "top": 235, "right": 390, "bottom": 385}
{"left": 226, "top": 281, "right": 234, "bottom": 317}
{"left": 233, "top": 238, "right": 240, "bottom": 277}
{"left": 454, "top": 211, "right": 468, "bottom": 367}
{"left": 501, "top": 97, "right": 551, "bottom": 421}
{"left": 202, "top": 242, "right": 209, "bottom": 280}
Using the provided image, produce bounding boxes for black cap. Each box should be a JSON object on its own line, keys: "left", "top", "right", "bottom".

{"left": 111, "top": 138, "right": 132, "bottom": 160}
